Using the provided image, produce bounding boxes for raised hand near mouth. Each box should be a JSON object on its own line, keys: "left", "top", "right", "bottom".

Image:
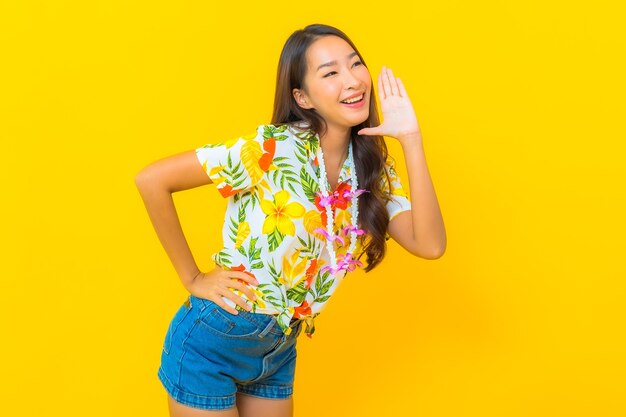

{"left": 358, "top": 65, "right": 422, "bottom": 143}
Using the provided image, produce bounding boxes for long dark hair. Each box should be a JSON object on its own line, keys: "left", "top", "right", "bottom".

{"left": 271, "top": 23, "right": 395, "bottom": 272}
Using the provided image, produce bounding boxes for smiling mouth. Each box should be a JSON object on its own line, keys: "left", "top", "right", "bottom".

{"left": 340, "top": 94, "right": 365, "bottom": 104}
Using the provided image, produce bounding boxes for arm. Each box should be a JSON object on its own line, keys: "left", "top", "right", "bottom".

{"left": 357, "top": 65, "right": 446, "bottom": 259}
{"left": 387, "top": 135, "right": 447, "bottom": 259}
{"left": 134, "top": 150, "right": 212, "bottom": 290}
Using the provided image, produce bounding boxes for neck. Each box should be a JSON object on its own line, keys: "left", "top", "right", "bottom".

{"left": 319, "top": 123, "right": 351, "bottom": 162}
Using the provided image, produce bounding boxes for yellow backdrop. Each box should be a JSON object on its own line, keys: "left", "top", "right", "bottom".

{"left": 2, "top": 1, "right": 625, "bottom": 416}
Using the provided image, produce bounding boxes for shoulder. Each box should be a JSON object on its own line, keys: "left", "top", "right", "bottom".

{"left": 255, "top": 121, "right": 317, "bottom": 149}
{"left": 379, "top": 156, "right": 397, "bottom": 182}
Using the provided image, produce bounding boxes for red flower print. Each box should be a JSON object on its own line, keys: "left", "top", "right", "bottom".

{"left": 218, "top": 184, "right": 239, "bottom": 198}
{"left": 293, "top": 300, "right": 312, "bottom": 318}
{"left": 304, "top": 259, "right": 318, "bottom": 289}
{"left": 314, "top": 193, "right": 333, "bottom": 225}
{"left": 333, "top": 182, "right": 352, "bottom": 210}
{"left": 230, "top": 263, "right": 257, "bottom": 284}
{"left": 313, "top": 181, "right": 352, "bottom": 222}
{"left": 258, "top": 137, "right": 276, "bottom": 171}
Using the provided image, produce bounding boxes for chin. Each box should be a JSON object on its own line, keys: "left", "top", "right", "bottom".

{"left": 350, "top": 112, "right": 370, "bottom": 127}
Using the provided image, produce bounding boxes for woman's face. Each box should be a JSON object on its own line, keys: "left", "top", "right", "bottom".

{"left": 293, "top": 35, "right": 371, "bottom": 131}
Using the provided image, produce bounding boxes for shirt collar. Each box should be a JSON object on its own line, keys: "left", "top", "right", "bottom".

{"left": 289, "top": 121, "right": 352, "bottom": 187}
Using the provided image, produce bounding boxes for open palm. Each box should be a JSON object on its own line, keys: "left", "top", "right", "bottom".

{"left": 358, "top": 66, "right": 421, "bottom": 141}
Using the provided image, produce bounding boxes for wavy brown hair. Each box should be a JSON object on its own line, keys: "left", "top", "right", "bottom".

{"left": 270, "top": 23, "right": 396, "bottom": 272}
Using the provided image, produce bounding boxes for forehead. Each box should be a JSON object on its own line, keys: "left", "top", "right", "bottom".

{"left": 305, "top": 35, "right": 356, "bottom": 67}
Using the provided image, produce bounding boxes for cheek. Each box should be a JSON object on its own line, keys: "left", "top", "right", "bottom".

{"left": 320, "top": 83, "right": 341, "bottom": 100}
{"left": 359, "top": 68, "right": 372, "bottom": 86}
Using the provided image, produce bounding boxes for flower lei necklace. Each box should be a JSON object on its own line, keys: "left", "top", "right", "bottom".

{"left": 313, "top": 140, "right": 369, "bottom": 275}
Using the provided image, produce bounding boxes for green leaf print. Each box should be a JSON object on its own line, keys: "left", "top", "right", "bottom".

{"left": 268, "top": 255, "right": 281, "bottom": 277}
{"left": 233, "top": 187, "right": 260, "bottom": 210}
{"left": 272, "top": 157, "right": 295, "bottom": 170}
{"left": 267, "top": 227, "right": 285, "bottom": 252}
{"left": 249, "top": 235, "right": 259, "bottom": 255}
{"left": 247, "top": 236, "right": 264, "bottom": 270}
{"left": 300, "top": 166, "right": 320, "bottom": 203}
{"left": 227, "top": 216, "right": 239, "bottom": 243}
{"left": 263, "top": 124, "right": 288, "bottom": 141}
{"left": 286, "top": 280, "right": 308, "bottom": 303}
{"left": 297, "top": 234, "right": 322, "bottom": 258}
{"left": 313, "top": 270, "right": 335, "bottom": 303}
{"left": 213, "top": 250, "right": 232, "bottom": 266}
{"left": 292, "top": 130, "right": 319, "bottom": 164}
{"left": 315, "top": 294, "right": 331, "bottom": 303}
{"left": 269, "top": 156, "right": 301, "bottom": 193}
{"left": 267, "top": 258, "right": 288, "bottom": 308}
{"left": 238, "top": 199, "right": 251, "bottom": 220}
{"left": 293, "top": 139, "right": 310, "bottom": 164}
{"left": 224, "top": 152, "right": 247, "bottom": 189}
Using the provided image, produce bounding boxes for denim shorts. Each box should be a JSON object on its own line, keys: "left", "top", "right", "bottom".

{"left": 157, "top": 294, "right": 304, "bottom": 410}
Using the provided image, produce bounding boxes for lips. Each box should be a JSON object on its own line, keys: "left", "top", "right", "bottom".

{"left": 340, "top": 92, "right": 365, "bottom": 103}
{"left": 340, "top": 94, "right": 366, "bottom": 109}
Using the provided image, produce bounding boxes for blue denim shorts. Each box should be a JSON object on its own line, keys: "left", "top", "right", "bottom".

{"left": 157, "top": 294, "right": 304, "bottom": 410}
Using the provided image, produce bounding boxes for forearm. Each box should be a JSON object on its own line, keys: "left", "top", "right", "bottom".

{"left": 399, "top": 134, "right": 447, "bottom": 256}
{"left": 135, "top": 177, "right": 201, "bottom": 291}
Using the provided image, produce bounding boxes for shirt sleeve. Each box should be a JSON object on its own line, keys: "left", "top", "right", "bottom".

{"left": 380, "top": 158, "right": 412, "bottom": 221}
{"left": 195, "top": 125, "right": 267, "bottom": 198}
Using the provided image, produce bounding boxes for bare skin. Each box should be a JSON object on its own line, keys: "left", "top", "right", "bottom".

{"left": 167, "top": 392, "right": 293, "bottom": 417}
{"left": 138, "top": 31, "right": 445, "bottom": 417}
{"left": 136, "top": 153, "right": 297, "bottom": 417}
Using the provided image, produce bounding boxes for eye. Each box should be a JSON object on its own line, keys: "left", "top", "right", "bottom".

{"left": 322, "top": 61, "right": 363, "bottom": 78}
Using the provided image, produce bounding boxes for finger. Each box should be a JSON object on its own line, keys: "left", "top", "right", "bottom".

{"left": 377, "top": 71, "right": 385, "bottom": 100}
{"left": 381, "top": 66, "right": 392, "bottom": 99}
{"left": 210, "top": 294, "right": 240, "bottom": 315}
{"left": 387, "top": 67, "right": 400, "bottom": 96}
{"left": 230, "top": 280, "right": 258, "bottom": 302}
{"left": 224, "top": 270, "right": 258, "bottom": 285}
{"left": 358, "top": 128, "right": 381, "bottom": 136}
{"left": 238, "top": 272, "right": 259, "bottom": 285}
{"left": 221, "top": 289, "right": 253, "bottom": 313}
{"left": 396, "top": 77, "right": 408, "bottom": 98}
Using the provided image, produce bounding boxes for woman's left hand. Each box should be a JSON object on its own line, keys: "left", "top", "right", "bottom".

{"left": 357, "top": 66, "right": 422, "bottom": 142}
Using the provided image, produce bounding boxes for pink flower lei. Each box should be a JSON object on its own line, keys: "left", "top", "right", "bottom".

{"left": 314, "top": 140, "right": 369, "bottom": 275}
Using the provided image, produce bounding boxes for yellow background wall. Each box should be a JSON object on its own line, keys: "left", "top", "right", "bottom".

{"left": 2, "top": 1, "right": 624, "bottom": 416}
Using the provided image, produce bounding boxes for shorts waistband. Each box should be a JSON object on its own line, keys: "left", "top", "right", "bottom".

{"left": 189, "top": 294, "right": 303, "bottom": 337}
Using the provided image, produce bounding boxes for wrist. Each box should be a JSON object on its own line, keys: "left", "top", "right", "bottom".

{"left": 398, "top": 131, "right": 423, "bottom": 146}
{"left": 182, "top": 269, "right": 202, "bottom": 292}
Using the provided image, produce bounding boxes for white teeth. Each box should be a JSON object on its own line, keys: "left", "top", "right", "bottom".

{"left": 341, "top": 94, "right": 364, "bottom": 104}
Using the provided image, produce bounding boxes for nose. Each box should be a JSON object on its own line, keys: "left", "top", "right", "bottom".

{"left": 343, "top": 70, "right": 362, "bottom": 90}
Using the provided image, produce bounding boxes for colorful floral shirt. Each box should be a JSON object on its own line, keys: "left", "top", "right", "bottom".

{"left": 195, "top": 122, "right": 412, "bottom": 337}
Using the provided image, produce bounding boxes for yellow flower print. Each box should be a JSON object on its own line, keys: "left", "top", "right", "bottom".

{"left": 241, "top": 131, "right": 258, "bottom": 140}
{"left": 334, "top": 207, "right": 351, "bottom": 231}
{"left": 250, "top": 287, "right": 267, "bottom": 308}
{"left": 282, "top": 249, "right": 308, "bottom": 288}
{"left": 260, "top": 190, "right": 305, "bottom": 236}
{"left": 391, "top": 183, "right": 409, "bottom": 198}
{"left": 235, "top": 222, "right": 250, "bottom": 249}
{"left": 303, "top": 209, "right": 324, "bottom": 236}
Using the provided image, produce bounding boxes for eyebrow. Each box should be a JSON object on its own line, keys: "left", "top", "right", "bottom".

{"left": 316, "top": 51, "right": 359, "bottom": 72}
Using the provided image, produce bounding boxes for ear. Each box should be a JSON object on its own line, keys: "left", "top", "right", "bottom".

{"left": 293, "top": 88, "right": 314, "bottom": 110}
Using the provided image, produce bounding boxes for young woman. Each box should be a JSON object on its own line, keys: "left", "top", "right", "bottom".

{"left": 136, "top": 23, "right": 446, "bottom": 417}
